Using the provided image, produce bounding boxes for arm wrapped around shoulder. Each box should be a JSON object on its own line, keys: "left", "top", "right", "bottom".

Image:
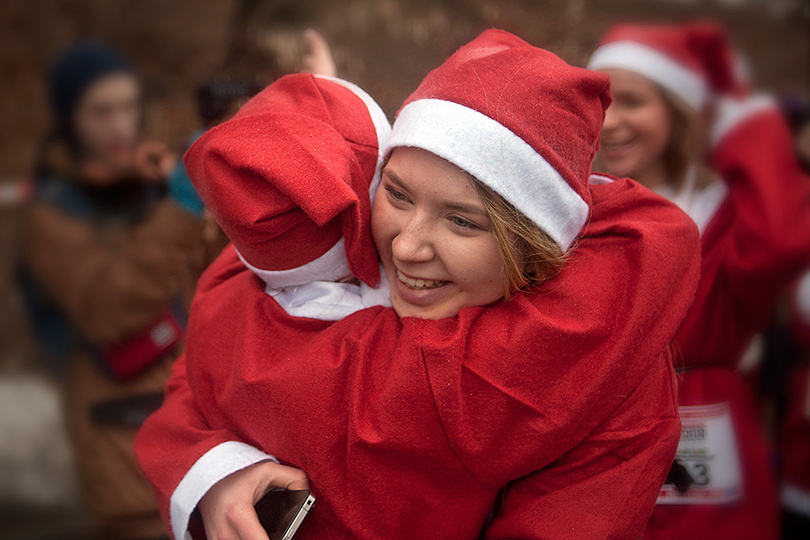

{"left": 417, "top": 176, "right": 699, "bottom": 511}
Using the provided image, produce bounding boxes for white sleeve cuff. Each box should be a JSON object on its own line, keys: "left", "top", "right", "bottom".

{"left": 711, "top": 94, "right": 776, "bottom": 148}
{"left": 170, "top": 441, "right": 278, "bottom": 540}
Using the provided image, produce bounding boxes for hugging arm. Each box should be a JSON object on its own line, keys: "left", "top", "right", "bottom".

{"left": 135, "top": 351, "right": 283, "bottom": 540}
{"left": 482, "top": 350, "right": 681, "bottom": 540}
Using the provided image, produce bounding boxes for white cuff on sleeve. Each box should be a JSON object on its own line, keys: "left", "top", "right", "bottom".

{"left": 170, "top": 441, "right": 278, "bottom": 540}
{"left": 711, "top": 94, "right": 776, "bottom": 147}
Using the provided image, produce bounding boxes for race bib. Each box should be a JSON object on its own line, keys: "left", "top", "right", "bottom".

{"left": 657, "top": 402, "right": 742, "bottom": 505}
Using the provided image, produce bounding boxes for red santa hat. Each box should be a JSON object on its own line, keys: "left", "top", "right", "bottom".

{"left": 185, "top": 74, "right": 391, "bottom": 288}
{"left": 587, "top": 21, "right": 746, "bottom": 110}
{"left": 384, "top": 29, "right": 611, "bottom": 252}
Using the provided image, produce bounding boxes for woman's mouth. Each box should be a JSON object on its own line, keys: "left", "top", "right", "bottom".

{"left": 601, "top": 138, "right": 636, "bottom": 151}
{"left": 396, "top": 270, "right": 449, "bottom": 290}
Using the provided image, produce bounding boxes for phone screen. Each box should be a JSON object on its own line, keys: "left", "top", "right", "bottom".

{"left": 255, "top": 489, "right": 316, "bottom": 540}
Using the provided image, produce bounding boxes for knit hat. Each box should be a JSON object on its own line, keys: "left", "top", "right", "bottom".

{"left": 587, "top": 21, "right": 746, "bottom": 111}
{"left": 185, "top": 74, "right": 391, "bottom": 288}
{"left": 48, "top": 42, "right": 135, "bottom": 138}
{"left": 384, "top": 29, "right": 611, "bottom": 252}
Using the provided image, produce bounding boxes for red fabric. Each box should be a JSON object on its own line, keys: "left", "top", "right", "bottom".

{"left": 645, "top": 107, "right": 810, "bottom": 540}
{"left": 185, "top": 74, "right": 380, "bottom": 285}
{"left": 399, "top": 29, "right": 610, "bottom": 209}
{"left": 675, "top": 109, "right": 810, "bottom": 370}
{"left": 137, "top": 177, "right": 701, "bottom": 540}
{"left": 598, "top": 22, "right": 745, "bottom": 95}
{"left": 100, "top": 311, "right": 181, "bottom": 381}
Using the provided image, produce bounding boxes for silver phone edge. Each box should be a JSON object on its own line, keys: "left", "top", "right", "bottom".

{"left": 281, "top": 494, "right": 316, "bottom": 540}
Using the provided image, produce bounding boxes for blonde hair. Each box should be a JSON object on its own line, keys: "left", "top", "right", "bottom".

{"left": 659, "top": 89, "right": 705, "bottom": 190}
{"left": 472, "top": 179, "right": 566, "bottom": 300}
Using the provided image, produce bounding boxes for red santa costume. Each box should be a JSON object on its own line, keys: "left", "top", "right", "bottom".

{"left": 589, "top": 22, "right": 810, "bottom": 540}
{"left": 136, "top": 30, "right": 702, "bottom": 540}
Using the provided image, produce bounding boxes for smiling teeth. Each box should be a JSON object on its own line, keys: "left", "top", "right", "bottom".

{"left": 397, "top": 270, "right": 447, "bottom": 290}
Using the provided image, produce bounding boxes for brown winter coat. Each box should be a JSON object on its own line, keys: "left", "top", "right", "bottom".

{"left": 23, "top": 175, "right": 221, "bottom": 538}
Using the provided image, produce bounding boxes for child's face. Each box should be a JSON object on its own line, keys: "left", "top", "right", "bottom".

{"left": 597, "top": 68, "right": 674, "bottom": 187}
{"left": 372, "top": 147, "right": 504, "bottom": 320}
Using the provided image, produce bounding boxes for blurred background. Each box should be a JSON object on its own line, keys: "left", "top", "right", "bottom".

{"left": 1, "top": 1, "right": 809, "bottom": 539}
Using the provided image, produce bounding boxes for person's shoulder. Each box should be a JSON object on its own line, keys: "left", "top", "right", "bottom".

{"left": 195, "top": 244, "right": 253, "bottom": 295}
{"left": 587, "top": 174, "right": 700, "bottom": 245}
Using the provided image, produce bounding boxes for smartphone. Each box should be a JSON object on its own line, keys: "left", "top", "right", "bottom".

{"left": 254, "top": 489, "right": 316, "bottom": 540}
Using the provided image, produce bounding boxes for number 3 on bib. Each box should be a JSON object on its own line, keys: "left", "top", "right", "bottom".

{"left": 657, "top": 402, "right": 742, "bottom": 505}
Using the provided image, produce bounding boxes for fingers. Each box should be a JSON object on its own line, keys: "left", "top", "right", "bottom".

{"left": 301, "top": 29, "right": 337, "bottom": 78}
{"left": 199, "top": 462, "right": 310, "bottom": 540}
{"left": 255, "top": 462, "right": 310, "bottom": 499}
{"left": 228, "top": 506, "right": 271, "bottom": 540}
{"left": 203, "top": 504, "right": 270, "bottom": 540}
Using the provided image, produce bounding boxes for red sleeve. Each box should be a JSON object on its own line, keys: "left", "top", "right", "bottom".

{"left": 677, "top": 104, "right": 810, "bottom": 366}
{"left": 135, "top": 246, "right": 270, "bottom": 539}
{"left": 135, "top": 352, "right": 234, "bottom": 525}
{"left": 482, "top": 354, "right": 680, "bottom": 540}
{"left": 418, "top": 177, "right": 700, "bottom": 490}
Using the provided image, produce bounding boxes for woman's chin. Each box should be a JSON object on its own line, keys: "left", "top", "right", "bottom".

{"left": 389, "top": 274, "right": 456, "bottom": 319}
{"left": 391, "top": 305, "right": 458, "bottom": 320}
{"left": 597, "top": 153, "right": 639, "bottom": 179}
{"left": 390, "top": 291, "right": 458, "bottom": 320}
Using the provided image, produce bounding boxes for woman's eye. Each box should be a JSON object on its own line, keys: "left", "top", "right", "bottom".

{"left": 450, "top": 216, "right": 477, "bottom": 230}
{"left": 621, "top": 96, "right": 644, "bottom": 108}
{"left": 385, "top": 186, "right": 409, "bottom": 202}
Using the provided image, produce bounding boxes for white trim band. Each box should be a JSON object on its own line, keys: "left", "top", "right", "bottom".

{"left": 237, "top": 237, "right": 351, "bottom": 289}
{"left": 384, "top": 98, "right": 589, "bottom": 251}
{"left": 170, "top": 441, "right": 278, "bottom": 540}
{"left": 710, "top": 94, "right": 776, "bottom": 147}
{"left": 588, "top": 41, "right": 708, "bottom": 110}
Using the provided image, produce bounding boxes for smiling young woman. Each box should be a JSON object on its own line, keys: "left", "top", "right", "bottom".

{"left": 373, "top": 147, "right": 564, "bottom": 319}
{"left": 596, "top": 68, "right": 701, "bottom": 194}
{"left": 588, "top": 22, "right": 810, "bottom": 540}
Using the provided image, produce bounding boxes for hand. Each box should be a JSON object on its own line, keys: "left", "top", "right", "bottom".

{"left": 198, "top": 461, "right": 310, "bottom": 540}
{"left": 134, "top": 140, "right": 177, "bottom": 183}
{"left": 301, "top": 29, "right": 337, "bottom": 78}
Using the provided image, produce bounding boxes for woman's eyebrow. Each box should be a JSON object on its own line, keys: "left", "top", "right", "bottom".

{"left": 382, "top": 168, "right": 408, "bottom": 190}
{"left": 443, "top": 201, "right": 488, "bottom": 216}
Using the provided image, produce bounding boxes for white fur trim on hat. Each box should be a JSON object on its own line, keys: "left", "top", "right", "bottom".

{"left": 384, "top": 98, "right": 589, "bottom": 251}
{"left": 315, "top": 75, "right": 392, "bottom": 203}
{"left": 588, "top": 40, "right": 709, "bottom": 110}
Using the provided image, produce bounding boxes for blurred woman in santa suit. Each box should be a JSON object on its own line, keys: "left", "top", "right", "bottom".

{"left": 588, "top": 21, "right": 810, "bottom": 540}
{"left": 137, "top": 30, "right": 703, "bottom": 540}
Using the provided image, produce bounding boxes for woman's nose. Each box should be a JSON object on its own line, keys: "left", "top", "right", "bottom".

{"left": 391, "top": 217, "right": 434, "bottom": 263}
{"left": 602, "top": 104, "right": 620, "bottom": 132}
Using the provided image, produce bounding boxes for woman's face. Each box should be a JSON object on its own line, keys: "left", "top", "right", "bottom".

{"left": 372, "top": 147, "right": 504, "bottom": 319}
{"left": 72, "top": 73, "right": 141, "bottom": 165}
{"left": 597, "top": 68, "right": 673, "bottom": 187}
